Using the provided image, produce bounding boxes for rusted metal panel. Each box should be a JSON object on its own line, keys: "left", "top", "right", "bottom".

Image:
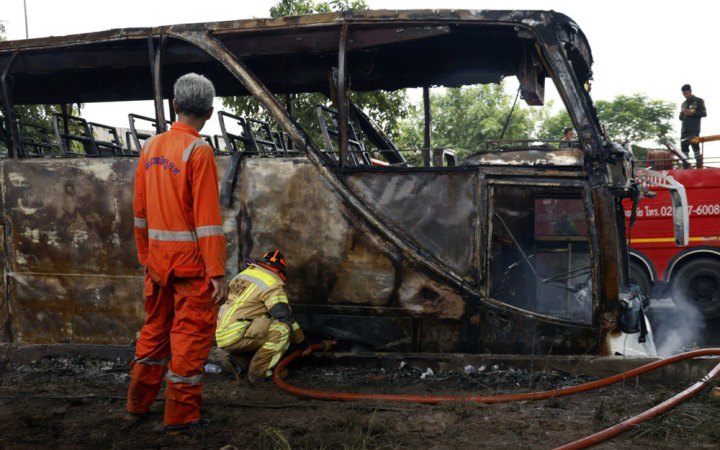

{"left": 417, "top": 319, "right": 465, "bottom": 353}
{"left": 0, "top": 161, "right": 6, "bottom": 342}
{"left": 2, "top": 159, "right": 140, "bottom": 343}
{"left": 296, "top": 313, "right": 414, "bottom": 351}
{"left": 345, "top": 171, "right": 480, "bottom": 281}
{"left": 238, "top": 159, "right": 469, "bottom": 318}
{"left": 0, "top": 223, "right": 8, "bottom": 342}
{"left": 475, "top": 309, "right": 597, "bottom": 354}
{"left": 11, "top": 273, "right": 144, "bottom": 344}
{"left": 329, "top": 234, "right": 395, "bottom": 306}
{"left": 0, "top": 154, "right": 600, "bottom": 352}
{"left": 215, "top": 157, "right": 241, "bottom": 276}
{"left": 0, "top": 157, "right": 240, "bottom": 344}
{"left": 3, "top": 160, "right": 138, "bottom": 274}
{"left": 235, "top": 158, "right": 597, "bottom": 353}
{"left": 238, "top": 158, "right": 353, "bottom": 303}
{"left": 0, "top": 8, "right": 641, "bottom": 355}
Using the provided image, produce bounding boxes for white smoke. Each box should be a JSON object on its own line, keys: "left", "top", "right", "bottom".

{"left": 650, "top": 294, "right": 707, "bottom": 357}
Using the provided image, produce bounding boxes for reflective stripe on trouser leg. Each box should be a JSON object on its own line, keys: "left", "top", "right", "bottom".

{"left": 164, "top": 276, "right": 218, "bottom": 426}
{"left": 248, "top": 321, "right": 291, "bottom": 379}
{"left": 215, "top": 320, "right": 251, "bottom": 348}
{"left": 127, "top": 279, "right": 173, "bottom": 415}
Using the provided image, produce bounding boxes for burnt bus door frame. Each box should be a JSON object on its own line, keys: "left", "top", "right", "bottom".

{"left": 485, "top": 176, "right": 599, "bottom": 329}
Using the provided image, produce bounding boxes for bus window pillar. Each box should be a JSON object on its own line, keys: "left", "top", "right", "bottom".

{"left": 423, "top": 86, "right": 431, "bottom": 167}
{"left": 147, "top": 36, "right": 167, "bottom": 134}
{"left": 1, "top": 51, "right": 20, "bottom": 159}
{"left": 337, "top": 24, "right": 350, "bottom": 168}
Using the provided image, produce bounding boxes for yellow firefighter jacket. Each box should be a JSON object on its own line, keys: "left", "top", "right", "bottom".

{"left": 215, "top": 263, "right": 303, "bottom": 348}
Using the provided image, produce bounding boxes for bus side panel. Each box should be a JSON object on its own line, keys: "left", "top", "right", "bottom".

{"left": 0, "top": 157, "right": 239, "bottom": 344}
{"left": 0, "top": 222, "right": 8, "bottom": 342}
{"left": 3, "top": 159, "right": 143, "bottom": 344}
{"left": 345, "top": 171, "right": 480, "bottom": 283}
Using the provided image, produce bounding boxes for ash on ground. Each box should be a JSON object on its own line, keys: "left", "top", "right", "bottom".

{"left": 291, "top": 362, "right": 595, "bottom": 395}
{"left": 1, "top": 353, "right": 719, "bottom": 450}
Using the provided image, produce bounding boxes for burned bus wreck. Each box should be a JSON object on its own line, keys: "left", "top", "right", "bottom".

{"left": 0, "top": 10, "right": 651, "bottom": 355}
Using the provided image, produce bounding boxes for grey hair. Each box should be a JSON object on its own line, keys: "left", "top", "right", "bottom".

{"left": 173, "top": 73, "right": 215, "bottom": 117}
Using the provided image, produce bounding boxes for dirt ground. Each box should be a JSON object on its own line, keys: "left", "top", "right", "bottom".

{"left": 0, "top": 352, "right": 718, "bottom": 450}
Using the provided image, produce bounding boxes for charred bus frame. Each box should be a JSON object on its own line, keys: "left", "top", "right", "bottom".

{"left": 0, "top": 10, "right": 648, "bottom": 355}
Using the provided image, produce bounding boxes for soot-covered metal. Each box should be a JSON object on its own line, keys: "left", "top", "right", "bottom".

{"left": 0, "top": 10, "right": 647, "bottom": 355}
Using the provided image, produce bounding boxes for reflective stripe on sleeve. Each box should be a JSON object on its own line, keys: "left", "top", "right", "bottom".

{"left": 266, "top": 294, "right": 288, "bottom": 308}
{"left": 196, "top": 225, "right": 224, "bottom": 238}
{"left": 142, "top": 134, "right": 158, "bottom": 154}
{"left": 166, "top": 368, "right": 203, "bottom": 385}
{"left": 134, "top": 217, "right": 148, "bottom": 228}
{"left": 182, "top": 138, "right": 209, "bottom": 162}
{"left": 148, "top": 229, "right": 197, "bottom": 242}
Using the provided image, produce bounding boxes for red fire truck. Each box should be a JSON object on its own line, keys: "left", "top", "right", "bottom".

{"left": 625, "top": 146, "right": 720, "bottom": 319}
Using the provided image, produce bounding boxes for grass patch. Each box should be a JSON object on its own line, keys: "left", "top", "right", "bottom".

{"left": 254, "top": 427, "right": 292, "bottom": 450}
{"left": 630, "top": 400, "right": 720, "bottom": 443}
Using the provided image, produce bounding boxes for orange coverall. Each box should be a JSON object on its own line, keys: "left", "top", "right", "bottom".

{"left": 127, "top": 122, "right": 226, "bottom": 426}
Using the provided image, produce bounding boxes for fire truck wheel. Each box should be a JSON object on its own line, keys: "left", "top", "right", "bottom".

{"left": 671, "top": 257, "right": 720, "bottom": 319}
{"left": 629, "top": 261, "right": 652, "bottom": 298}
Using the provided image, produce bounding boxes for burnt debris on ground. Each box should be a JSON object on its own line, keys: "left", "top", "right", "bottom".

{"left": 1, "top": 353, "right": 719, "bottom": 449}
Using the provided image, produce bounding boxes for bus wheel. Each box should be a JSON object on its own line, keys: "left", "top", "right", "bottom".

{"left": 629, "top": 260, "right": 652, "bottom": 298}
{"left": 671, "top": 257, "right": 720, "bottom": 319}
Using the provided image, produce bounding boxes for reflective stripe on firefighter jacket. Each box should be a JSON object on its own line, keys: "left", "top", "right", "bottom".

{"left": 215, "top": 264, "right": 303, "bottom": 348}
{"left": 133, "top": 122, "right": 226, "bottom": 283}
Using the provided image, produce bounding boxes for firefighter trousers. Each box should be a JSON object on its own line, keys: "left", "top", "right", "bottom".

{"left": 223, "top": 317, "right": 291, "bottom": 379}
{"left": 126, "top": 274, "right": 217, "bottom": 425}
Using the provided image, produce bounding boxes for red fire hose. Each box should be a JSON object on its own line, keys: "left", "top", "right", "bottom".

{"left": 274, "top": 345, "right": 720, "bottom": 448}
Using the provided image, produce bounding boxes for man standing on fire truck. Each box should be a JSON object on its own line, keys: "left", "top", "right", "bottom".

{"left": 126, "top": 73, "right": 229, "bottom": 432}
{"left": 679, "top": 84, "right": 707, "bottom": 169}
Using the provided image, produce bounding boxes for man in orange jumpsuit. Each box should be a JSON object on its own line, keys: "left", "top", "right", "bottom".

{"left": 126, "top": 73, "right": 228, "bottom": 432}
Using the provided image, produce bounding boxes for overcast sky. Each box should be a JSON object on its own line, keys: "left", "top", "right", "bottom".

{"left": 2, "top": 0, "right": 718, "bottom": 155}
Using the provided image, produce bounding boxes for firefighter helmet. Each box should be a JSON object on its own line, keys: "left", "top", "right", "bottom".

{"left": 261, "top": 249, "right": 287, "bottom": 274}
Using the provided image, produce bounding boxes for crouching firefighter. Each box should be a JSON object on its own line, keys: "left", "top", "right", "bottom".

{"left": 216, "top": 250, "right": 305, "bottom": 382}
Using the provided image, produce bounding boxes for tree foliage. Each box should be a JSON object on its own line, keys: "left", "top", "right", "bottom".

{"left": 270, "top": 0, "right": 367, "bottom": 16}
{"left": 222, "top": 0, "right": 409, "bottom": 148}
{"left": 594, "top": 94, "right": 674, "bottom": 144}
{"left": 394, "top": 88, "right": 676, "bottom": 164}
{"left": 534, "top": 107, "right": 572, "bottom": 141}
{"left": 395, "top": 84, "right": 539, "bottom": 161}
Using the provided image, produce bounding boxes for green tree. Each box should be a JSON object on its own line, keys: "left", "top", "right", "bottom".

{"left": 594, "top": 94, "right": 674, "bottom": 145}
{"left": 395, "top": 83, "right": 539, "bottom": 161}
{"left": 535, "top": 106, "right": 571, "bottom": 141}
{"left": 270, "top": 0, "right": 366, "bottom": 16}
{"left": 222, "top": 0, "right": 410, "bottom": 148}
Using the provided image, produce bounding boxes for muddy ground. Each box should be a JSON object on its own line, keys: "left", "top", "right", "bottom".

{"left": 0, "top": 350, "right": 718, "bottom": 450}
